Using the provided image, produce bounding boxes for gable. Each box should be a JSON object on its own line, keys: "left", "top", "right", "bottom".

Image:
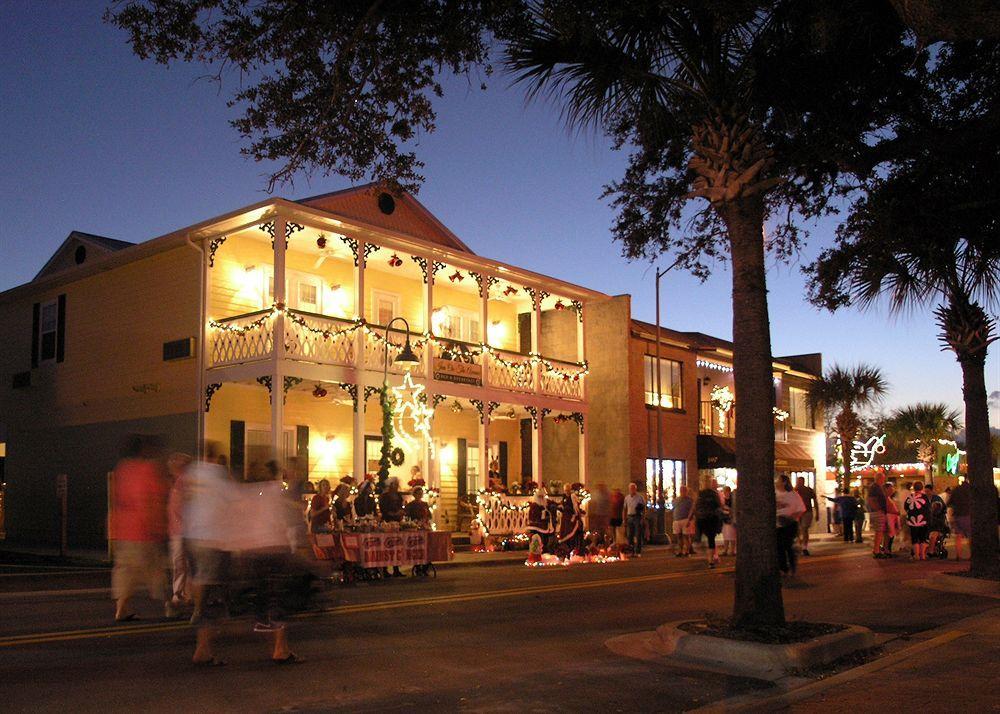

{"left": 298, "top": 184, "right": 474, "bottom": 254}
{"left": 35, "top": 231, "right": 134, "bottom": 280}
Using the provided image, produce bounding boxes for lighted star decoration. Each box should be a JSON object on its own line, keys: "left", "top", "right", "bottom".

{"left": 850, "top": 434, "right": 886, "bottom": 470}
{"left": 391, "top": 371, "right": 434, "bottom": 447}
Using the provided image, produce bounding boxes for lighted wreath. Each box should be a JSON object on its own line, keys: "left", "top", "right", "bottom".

{"left": 390, "top": 447, "right": 406, "bottom": 467}
{"left": 709, "top": 385, "right": 734, "bottom": 413}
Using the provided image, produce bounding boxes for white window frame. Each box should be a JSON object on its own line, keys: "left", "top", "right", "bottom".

{"left": 371, "top": 289, "right": 401, "bottom": 327}
{"left": 643, "top": 355, "right": 683, "bottom": 409}
{"left": 263, "top": 268, "right": 323, "bottom": 313}
{"left": 38, "top": 298, "right": 58, "bottom": 364}
{"left": 437, "top": 305, "right": 480, "bottom": 344}
{"left": 789, "top": 387, "right": 813, "bottom": 430}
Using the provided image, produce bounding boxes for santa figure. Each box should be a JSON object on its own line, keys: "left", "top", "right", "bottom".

{"left": 558, "top": 483, "right": 585, "bottom": 555}
{"left": 526, "top": 487, "right": 554, "bottom": 553}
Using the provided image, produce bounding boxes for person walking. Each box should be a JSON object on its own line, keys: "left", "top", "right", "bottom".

{"left": 794, "top": 477, "right": 818, "bottom": 555}
{"left": 587, "top": 482, "right": 611, "bottom": 544}
{"left": 775, "top": 474, "right": 806, "bottom": 581}
{"left": 110, "top": 435, "right": 171, "bottom": 622}
{"left": 834, "top": 489, "right": 859, "bottom": 542}
{"left": 885, "top": 481, "right": 901, "bottom": 555}
{"left": 851, "top": 488, "right": 867, "bottom": 544}
{"left": 904, "top": 481, "right": 931, "bottom": 560}
{"left": 924, "top": 483, "right": 946, "bottom": 554}
{"left": 947, "top": 479, "right": 972, "bottom": 560}
{"left": 672, "top": 485, "right": 694, "bottom": 557}
{"left": 166, "top": 452, "right": 192, "bottom": 612}
{"left": 720, "top": 485, "right": 737, "bottom": 556}
{"left": 609, "top": 487, "right": 625, "bottom": 545}
{"left": 622, "top": 482, "right": 645, "bottom": 556}
{"left": 308, "top": 479, "right": 332, "bottom": 533}
{"left": 866, "top": 473, "right": 889, "bottom": 558}
{"left": 694, "top": 483, "right": 723, "bottom": 568}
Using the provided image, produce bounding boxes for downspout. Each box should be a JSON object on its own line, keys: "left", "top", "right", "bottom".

{"left": 185, "top": 234, "right": 206, "bottom": 458}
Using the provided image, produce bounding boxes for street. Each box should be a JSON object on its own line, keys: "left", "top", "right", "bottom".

{"left": 1, "top": 538, "right": 997, "bottom": 713}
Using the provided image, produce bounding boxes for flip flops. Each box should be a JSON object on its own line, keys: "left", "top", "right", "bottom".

{"left": 273, "top": 653, "right": 305, "bottom": 665}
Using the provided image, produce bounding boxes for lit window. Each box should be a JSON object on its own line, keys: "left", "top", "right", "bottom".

{"left": 643, "top": 355, "right": 683, "bottom": 409}
{"left": 298, "top": 282, "right": 318, "bottom": 309}
{"left": 645, "top": 459, "right": 686, "bottom": 508}
{"left": 789, "top": 387, "right": 813, "bottom": 429}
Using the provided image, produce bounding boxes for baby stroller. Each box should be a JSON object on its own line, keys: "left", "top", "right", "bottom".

{"left": 927, "top": 525, "right": 950, "bottom": 559}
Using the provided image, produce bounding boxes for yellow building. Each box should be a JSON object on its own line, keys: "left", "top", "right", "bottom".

{"left": 0, "top": 186, "right": 600, "bottom": 545}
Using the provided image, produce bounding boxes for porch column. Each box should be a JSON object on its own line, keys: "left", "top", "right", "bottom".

{"left": 197, "top": 233, "right": 209, "bottom": 457}
{"left": 353, "top": 239, "right": 366, "bottom": 480}
{"left": 532, "top": 415, "right": 543, "bottom": 488}
{"left": 423, "top": 256, "right": 434, "bottom": 381}
{"left": 424, "top": 393, "right": 435, "bottom": 489}
{"left": 480, "top": 414, "right": 490, "bottom": 491}
{"left": 271, "top": 216, "right": 287, "bottom": 458}
{"left": 578, "top": 418, "right": 588, "bottom": 486}
{"left": 577, "top": 301, "right": 587, "bottom": 402}
{"left": 530, "top": 292, "right": 541, "bottom": 393}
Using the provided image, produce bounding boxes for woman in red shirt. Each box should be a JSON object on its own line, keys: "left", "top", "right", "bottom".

{"left": 309, "top": 479, "right": 332, "bottom": 533}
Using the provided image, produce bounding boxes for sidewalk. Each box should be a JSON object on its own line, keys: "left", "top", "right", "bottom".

{"left": 702, "top": 605, "right": 1000, "bottom": 712}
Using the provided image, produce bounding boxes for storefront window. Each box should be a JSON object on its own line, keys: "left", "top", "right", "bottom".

{"left": 789, "top": 387, "right": 814, "bottom": 429}
{"left": 645, "top": 459, "right": 686, "bottom": 508}
{"left": 643, "top": 355, "right": 683, "bottom": 409}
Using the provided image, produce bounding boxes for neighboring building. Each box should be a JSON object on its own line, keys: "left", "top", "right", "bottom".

{"left": 0, "top": 186, "right": 826, "bottom": 548}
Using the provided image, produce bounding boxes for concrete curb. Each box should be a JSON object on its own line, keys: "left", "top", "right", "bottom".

{"left": 907, "top": 572, "right": 1000, "bottom": 599}
{"left": 652, "top": 620, "right": 876, "bottom": 681}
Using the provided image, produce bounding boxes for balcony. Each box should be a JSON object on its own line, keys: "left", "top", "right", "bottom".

{"left": 209, "top": 309, "right": 275, "bottom": 367}
{"left": 700, "top": 400, "right": 735, "bottom": 437}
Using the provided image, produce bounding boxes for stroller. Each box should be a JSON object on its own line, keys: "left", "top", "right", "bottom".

{"left": 927, "top": 525, "right": 950, "bottom": 559}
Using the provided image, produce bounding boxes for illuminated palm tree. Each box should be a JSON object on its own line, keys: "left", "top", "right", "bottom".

{"left": 885, "top": 403, "right": 961, "bottom": 486}
{"left": 807, "top": 365, "right": 888, "bottom": 491}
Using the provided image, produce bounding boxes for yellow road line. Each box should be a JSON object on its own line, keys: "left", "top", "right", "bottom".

{"left": 0, "top": 550, "right": 865, "bottom": 649}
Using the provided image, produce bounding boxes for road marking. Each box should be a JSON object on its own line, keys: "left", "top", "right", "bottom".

{"left": 0, "top": 550, "right": 867, "bottom": 649}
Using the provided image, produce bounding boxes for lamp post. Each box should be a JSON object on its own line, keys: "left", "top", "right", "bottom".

{"left": 378, "top": 317, "right": 421, "bottom": 490}
{"left": 653, "top": 258, "right": 680, "bottom": 539}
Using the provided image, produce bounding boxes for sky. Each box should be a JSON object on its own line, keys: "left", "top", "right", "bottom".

{"left": 1, "top": 1, "right": 998, "bottom": 428}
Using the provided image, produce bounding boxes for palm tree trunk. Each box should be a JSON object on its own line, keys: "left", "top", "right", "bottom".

{"left": 959, "top": 351, "right": 1000, "bottom": 579}
{"left": 720, "top": 197, "right": 785, "bottom": 628}
{"left": 835, "top": 409, "right": 858, "bottom": 493}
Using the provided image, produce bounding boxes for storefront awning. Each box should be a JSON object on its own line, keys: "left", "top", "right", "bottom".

{"left": 697, "top": 436, "right": 816, "bottom": 471}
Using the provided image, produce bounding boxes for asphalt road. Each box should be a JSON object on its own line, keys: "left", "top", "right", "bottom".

{"left": 0, "top": 539, "right": 996, "bottom": 713}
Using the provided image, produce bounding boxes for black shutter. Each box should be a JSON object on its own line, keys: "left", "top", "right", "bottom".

{"left": 230, "top": 420, "right": 246, "bottom": 479}
{"left": 56, "top": 294, "right": 66, "bottom": 363}
{"left": 31, "top": 302, "right": 40, "bottom": 368}
{"left": 457, "top": 438, "right": 468, "bottom": 496}
{"left": 498, "top": 441, "right": 508, "bottom": 487}
{"left": 520, "top": 419, "right": 533, "bottom": 479}
{"left": 518, "top": 313, "right": 532, "bottom": 355}
{"left": 296, "top": 425, "right": 310, "bottom": 477}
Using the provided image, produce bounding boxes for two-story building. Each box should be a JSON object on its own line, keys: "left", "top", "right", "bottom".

{"left": 0, "top": 186, "right": 601, "bottom": 547}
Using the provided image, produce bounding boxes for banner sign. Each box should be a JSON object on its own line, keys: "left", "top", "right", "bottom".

{"left": 433, "top": 357, "right": 483, "bottom": 386}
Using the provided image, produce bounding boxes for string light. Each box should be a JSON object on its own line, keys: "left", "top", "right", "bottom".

{"left": 697, "top": 359, "right": 733, "bottom": 373}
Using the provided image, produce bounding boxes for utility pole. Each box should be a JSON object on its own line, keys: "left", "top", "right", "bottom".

{"left": 654, "top": 265, "right": 670, "bottom": 539}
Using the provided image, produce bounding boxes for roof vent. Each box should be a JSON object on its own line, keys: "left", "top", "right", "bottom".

{"left": 377, "top": 192, "right": 396, "bottom": 215}
{"left": 74, "top": 245, "right": 87, "bottom": 265}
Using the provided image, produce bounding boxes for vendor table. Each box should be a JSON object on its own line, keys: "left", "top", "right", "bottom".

{"left": 311, "top": 530, "right": 453, "bottom": 568}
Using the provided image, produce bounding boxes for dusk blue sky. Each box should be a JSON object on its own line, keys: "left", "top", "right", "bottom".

{"left": 2, "top": 1, "right": 997, "bottom": 428}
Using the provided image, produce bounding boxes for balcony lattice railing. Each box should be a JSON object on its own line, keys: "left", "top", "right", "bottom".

{"left": 209, "top": 309, "right": 274, "bottom": 367}
{"left": 486, "top": 349, "right": 534, "bottom": 393}
{"left": 284, "top": 309, "right": 357, "bottom": 367}
{"left": 539, "top": 357, "right": 585, "bottom": 400}
{"left": 363, "top": 325, "right": 426, "bottom": 374}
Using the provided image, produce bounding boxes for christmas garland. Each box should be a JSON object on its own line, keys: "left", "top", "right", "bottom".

{"left": 377, "top": 386, "right": 394, "bottom": 486}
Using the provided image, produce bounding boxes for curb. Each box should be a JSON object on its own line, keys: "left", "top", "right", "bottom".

{"left": 653, "top": 620, "right": 875, "bottom": 681}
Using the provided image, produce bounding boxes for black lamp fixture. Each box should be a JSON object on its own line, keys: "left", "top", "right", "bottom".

{"left": 383, "top": 317, "right": 420, "bottom": 380}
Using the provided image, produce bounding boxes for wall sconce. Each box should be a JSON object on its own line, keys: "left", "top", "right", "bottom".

{"left": 487, "top": 319, "right": 506, "bottom": 344}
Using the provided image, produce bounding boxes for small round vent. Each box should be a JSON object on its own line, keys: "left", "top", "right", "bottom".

{"left": 377, "top": 192, "right": 396, "bottom": 215}
{"left": 74, "top": 245, "right": 87, "bottom": 264}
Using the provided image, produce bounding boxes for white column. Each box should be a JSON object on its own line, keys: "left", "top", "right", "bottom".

{"left": 577, "top": 301, "right": 587, "bottom": 402}
{"left": 353, "top": 239, "right": 366, "bottom": 481}
{"left": 530, "top": 293, "right": 541, "bottom": 393}
{"left": 480, "top": 412, "right": 490, "bottom": 491}
{"left": 271, "top": 216, "right": 287, "bottom": 459}
{"left": 532, "top": 414, "right": 543, "bottom": 487}
{"left": 578, "top": 421, "right": 588, "bottom": 486}
{"left": 423, "top": 258, "right": 434, "bottom": 381}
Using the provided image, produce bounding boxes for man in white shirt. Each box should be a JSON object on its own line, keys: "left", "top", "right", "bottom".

{"left": 623, "top": 482, "right": 646, "bottom": 556}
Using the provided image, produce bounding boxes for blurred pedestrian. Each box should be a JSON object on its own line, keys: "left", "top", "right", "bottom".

{"left": 379, "top": 477, "right": 406, "bottom": 577}
{"left": 332, "top": 475, "right": 354, "bottom": 525}
{"left": 852, "top": 488, "right": 866, "bottom": 544}
{"left": 720, "top": 485, "right": 736, "bottom": 556}
{"left": 587, "top": 482, "right": 611, "bottom": 543}
{"left": 947, "top": 479, "right": 972, "bottom": 560}
{"left": 866, "top": 473, "right": 889, "bottom": 558}
{"left": 694, "top": 482, "right": 723, "bottom": 568}
{"left": 559, "top": 482, "right": 586, "bottom": 556}
{"left": 672, "top": 485, "right": 693, "bottom": 557}
{"left": 834, "top": 490, "right": 858, "bottom": 542}
{"left": 355, "top": 473, "right": 377, "bottom": 518}
{"left": 110, "top": 435, "right": 170, "bottom": 622}
{"left": 609, "top": 487, "right": 625, "bottom": 545}
{"left": 405, "top": 486, "right": 432, "bottom": 527}
{"left": 924, "top": 483, "right": 947, "bottom": 554}
{"left": 775, "top": 474, "right": 806, "bottom": 581}
{"left": 795, "top": 477, "right": 818, "bottom": 555}
{"left": 885, "top": 481, "right": 901, "bottom": 556}
{"left": 622, "top": 482, "right": 645, "bottom": 556}
{"left": 166, "top": 452, "right": 192, "bottom": 610}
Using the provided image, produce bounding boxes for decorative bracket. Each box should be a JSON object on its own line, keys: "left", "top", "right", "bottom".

{"left": 363, "top": 385, "right": 381, "bottom": 411}
{"left": 417, "top": 393, "right": 448, "bottom": 409}
{"left": 208, "top": 236, "right": 227, "bottom": 268}
{"left": 470, "top": 399, "right": 500, "bottom": 424}
{"left": 362, "top": 242, "right": 381, "bottom": 267}
{"left": 523, "top": 287, "right": 550, "bottom": 310}
{"left": 204, "top": 383, "right": 222, "bottom": 412}
{"left": 283, "top": 376, "right": 303, "bottom": 404}
{"left": 256, "top": 375, "right": 273, "bottom": 403}
{"left": 525, "top": 406, "right": 551, "bottom": 429}
{"left": 411, "top": 256, "right": 447, "bottom": 284}
{"left": 339, "top": 383, "right": 359, "bottom": 412}
{"left": 571, "top": 300, "right": 584, "bottom": 323}
{"left": 340, "top": 235, "right": 360, "bottom": 266}
{"left": 259, "top": 220, "right": 304, "bottom": 250}
{"left": 470, "top": 272, "right": 500, "bottom": 298}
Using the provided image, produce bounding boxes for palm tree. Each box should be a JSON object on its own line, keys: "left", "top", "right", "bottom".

{"left": 884, "top": 403, "right": 961, "bottom": 487}
{"left": 807, "top": 365, "right": 888, "bottom": 491}
{"left": 506, "top": 2, "right": 913, "bottom": 626}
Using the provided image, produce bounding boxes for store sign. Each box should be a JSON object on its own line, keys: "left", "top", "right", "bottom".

{"left": 433, "top": 357, "right": 483, "bottom": 386}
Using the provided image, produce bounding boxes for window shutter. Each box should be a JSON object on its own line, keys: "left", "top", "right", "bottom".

{"left": 296, "top": 425, "right": 309, "bottom": 477}
{"left": 56, "top": 294, "right": 66, "bottom": 363}
{"left": 520, "top": 419, "right": 533, "bottom": 479}
{"left": 31, "top": 302, "right": 40, "bottom": 367}
{"left": 230, "top": 420, "right": 246, "bottom": 479}
{"left": 498, "top": 441, "right": 508, "bottom": 486}
{"left": 457, "top": 438, "right": 468, "bottom": 495}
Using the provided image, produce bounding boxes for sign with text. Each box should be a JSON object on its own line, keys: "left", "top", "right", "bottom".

{"left": 433, "top": 357, "right": 483, "bottom": 386}
{"left": 341, "top": 531, "right": 428, "bottom": 568}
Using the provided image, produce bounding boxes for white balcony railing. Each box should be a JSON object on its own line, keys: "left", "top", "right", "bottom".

{"left": 209, "top": 309, "right": 274, "bottom": 367}
{"left": 284, "top": 309, "right": 357, "bottom": 367}
{"left": 486, "top": 349, "right": 535, "bottom": 393}
{"left": 539, "top": 358, "right": 585, "bottom": 400}
{"left": 363, "top": 326, "right": 425, "bottom": 374}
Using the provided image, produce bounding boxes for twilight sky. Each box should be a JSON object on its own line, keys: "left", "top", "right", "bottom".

{"left": 1, "top": 1, "right": 997, "bottom": 428}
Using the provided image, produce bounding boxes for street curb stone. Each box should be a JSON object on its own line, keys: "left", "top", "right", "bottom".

{"left": 652, "top": 620, "right": 876, "bottom": 681}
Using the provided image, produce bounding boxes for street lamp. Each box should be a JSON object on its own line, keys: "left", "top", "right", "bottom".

{"left": 378, "top": 317, "right": 420, "bottom": 489}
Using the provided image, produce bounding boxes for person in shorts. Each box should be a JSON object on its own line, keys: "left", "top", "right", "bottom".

{"left": 694, "top": 482, "right": 723, "bottom": 568}
{"left": 672, "top": 485, "right": 694, "bottom": 557}
{"left": 947, "top": 480, "right": 972, "bottom": 560}
{"left": 904, "top": 481, "right": 931, "bottom": 560}
{"left": 794, "top": 477, "right": 818, "bottom": 555}
{"left": 866, "top": 474, "right": 889, "bottom": 558}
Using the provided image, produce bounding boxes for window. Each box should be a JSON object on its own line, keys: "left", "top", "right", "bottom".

{"left": 645, "top": 459, "right": 686, "bottom": 508}
{"left": 643, "top": 355, "right": 683, "bottom": 409}
{"left": 789, "top": 387, "right": 814, "bottom": 429}
{"left": 264, "top": 269, "right": 321, "bottom": 313}
{"left": 296, "top": 280, "right": 319, "bottom": 313}
{"left": 372, "top": 290, "right": 400, "bottom": 326}
{"left": 435, "top": 306, "right": 480, "bottom": 343}
{"left": 39, "top": 300, "right": 58, "bottom": 362}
